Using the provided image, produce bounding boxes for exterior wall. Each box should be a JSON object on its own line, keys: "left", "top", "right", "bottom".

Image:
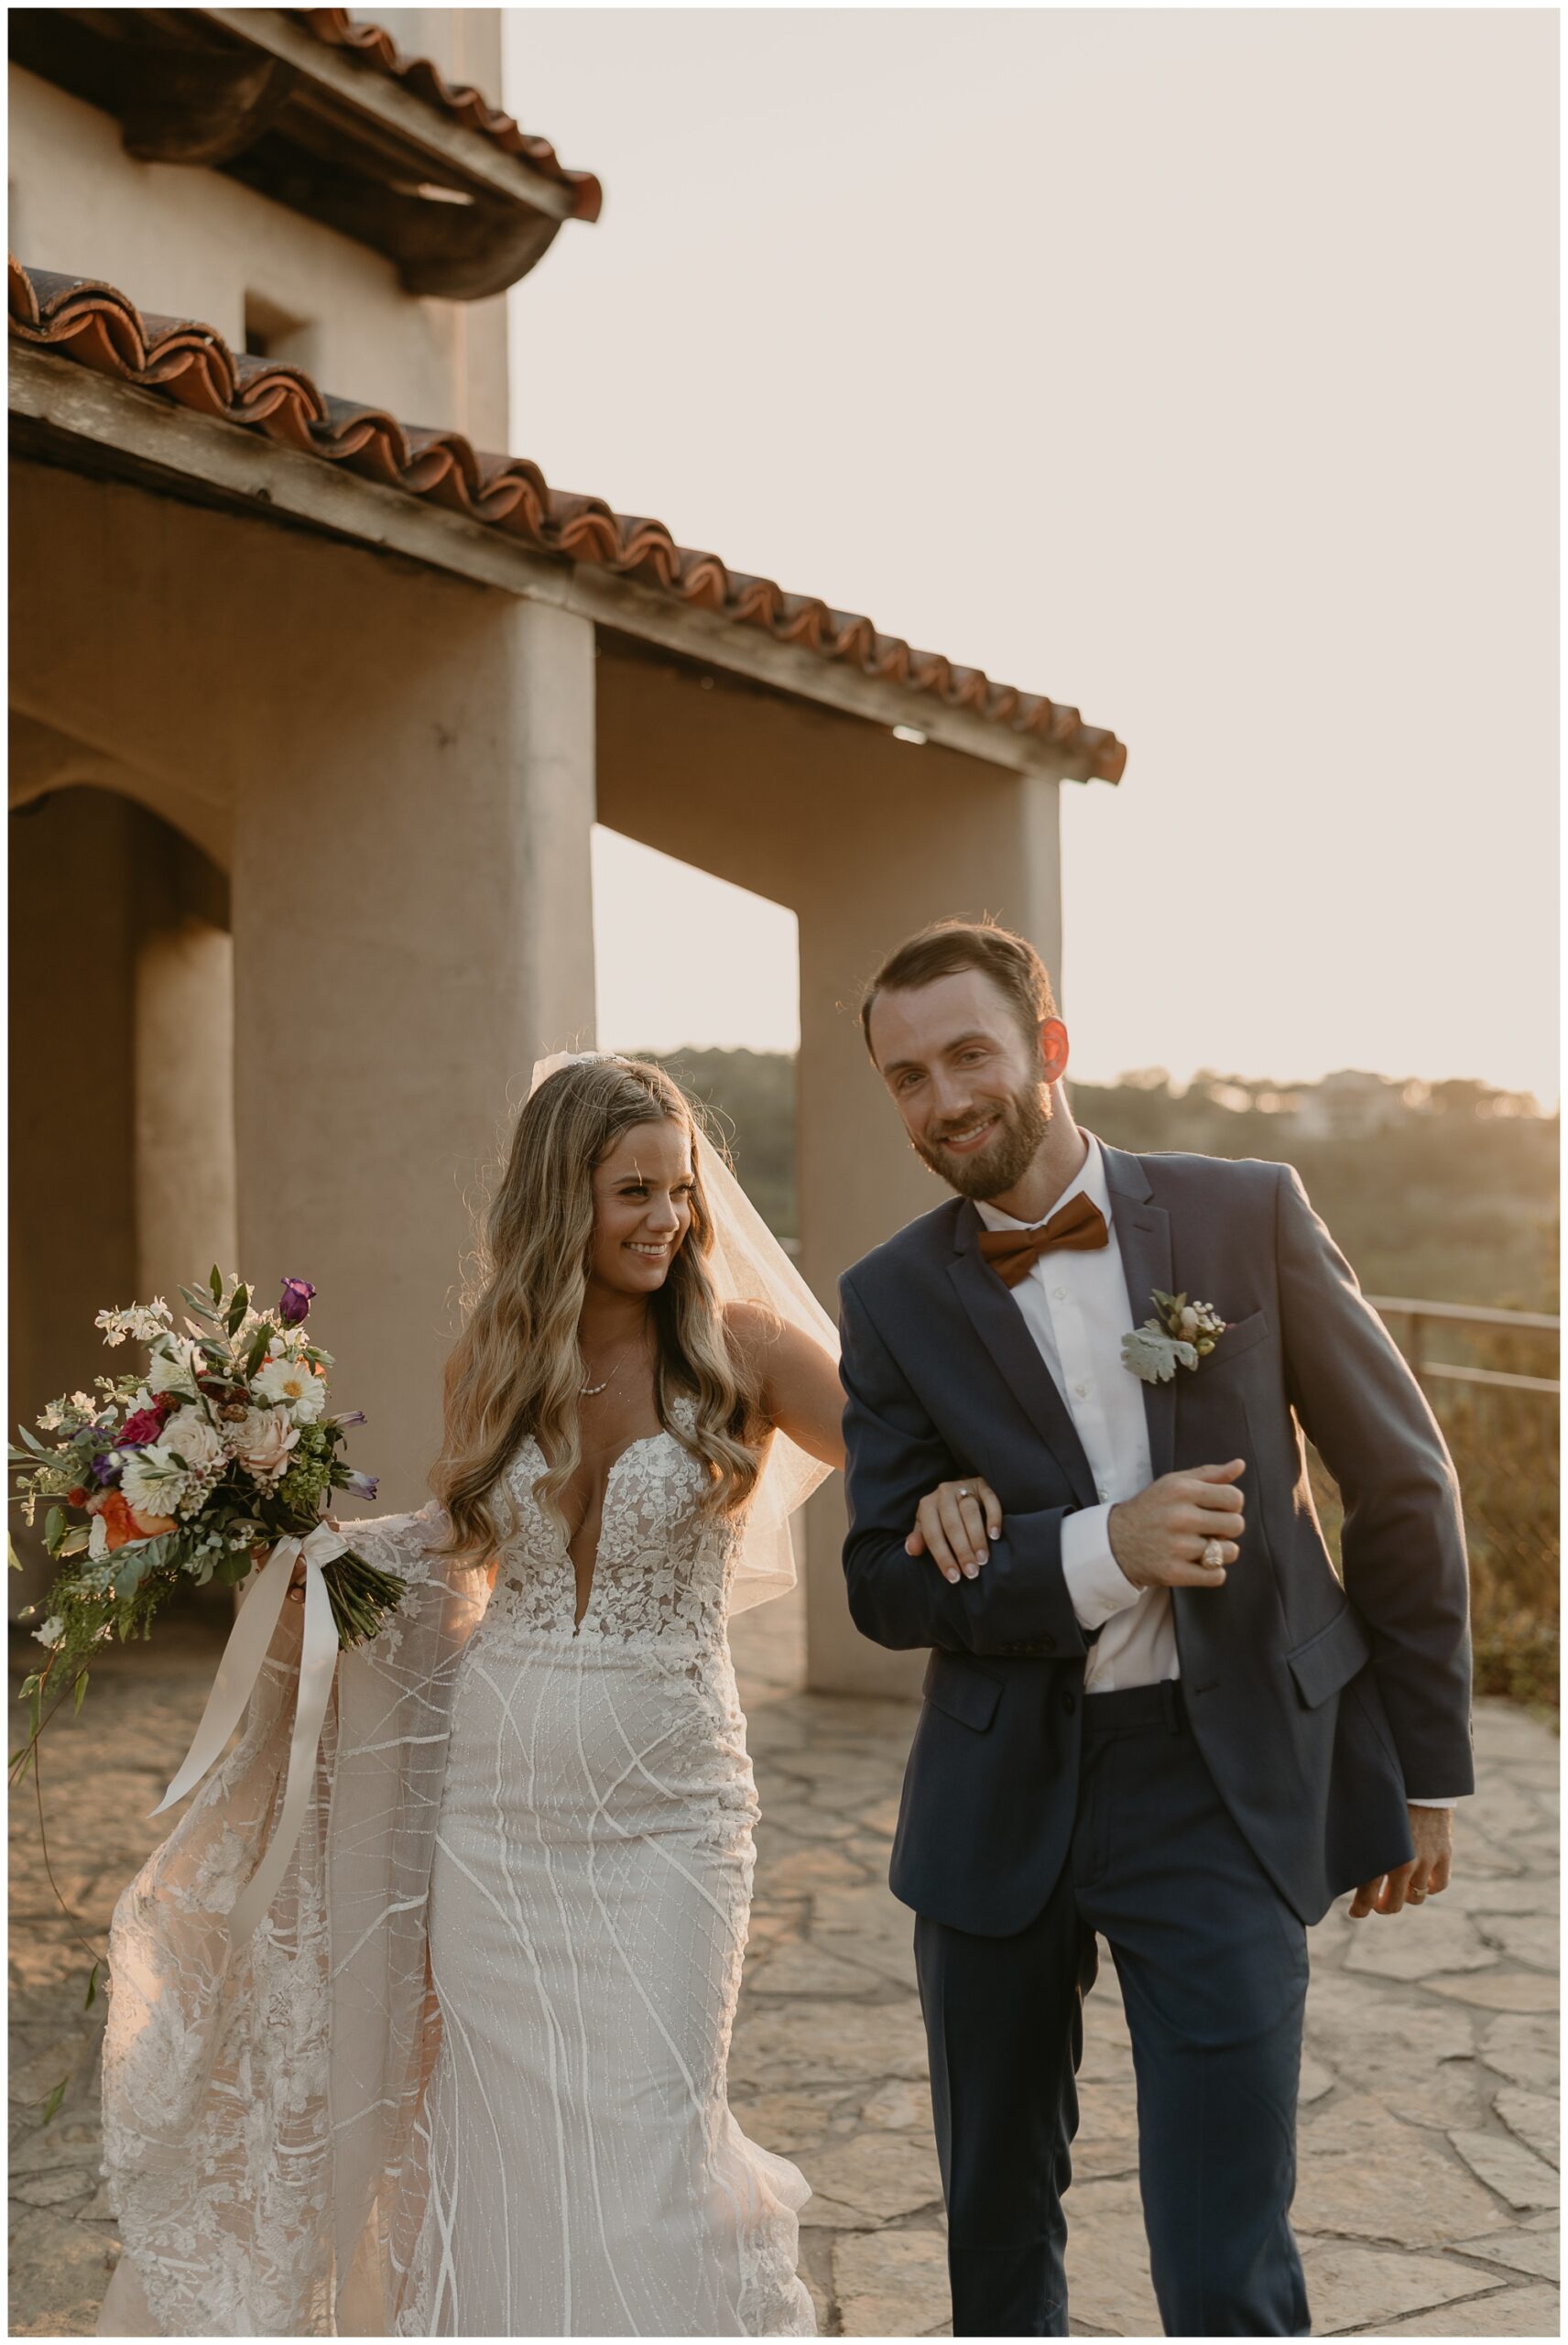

{"left": 8, "top": 55, "right": 507, "bottom": 441}
{"left": 595, "top": 646, "right": 1066, "bottom": 1696}
{"left": 11, "top": 461, "right": 596, "bottom": 1545}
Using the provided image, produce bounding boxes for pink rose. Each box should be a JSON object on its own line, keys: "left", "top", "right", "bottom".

{"left": 234, "top": 1405, "right": 299, "bottom": 1482}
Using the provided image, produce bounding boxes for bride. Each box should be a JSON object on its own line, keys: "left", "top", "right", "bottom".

{"left": 95, "top": 1053, "right": 988, "bottom": 2339}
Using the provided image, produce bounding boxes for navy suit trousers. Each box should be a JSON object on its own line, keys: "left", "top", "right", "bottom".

{"left": 913, "top": 1683, "right": 1312, "bottom": 2338}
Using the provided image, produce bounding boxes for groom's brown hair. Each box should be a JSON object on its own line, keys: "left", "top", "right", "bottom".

{"left": 860, "top": 918, "right": 1058, "bottom": 1055}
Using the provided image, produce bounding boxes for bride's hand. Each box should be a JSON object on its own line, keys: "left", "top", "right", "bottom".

{"left": 282, "top": 1514, "right": 340, "bottom": 1605}
{"left": 906, "top": 1478, "right": 1003, "bottom": 1583}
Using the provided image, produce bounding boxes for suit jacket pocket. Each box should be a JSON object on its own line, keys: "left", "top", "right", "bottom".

{"left": 1212, "top": 1307, "right": 1271, "bottom": 1367}
{"left": 1287, "top": 1602, "right": 1373, "bottom": 1708}
{"left": 922, "top": 1652, "right": 1003, "bottom": 1732}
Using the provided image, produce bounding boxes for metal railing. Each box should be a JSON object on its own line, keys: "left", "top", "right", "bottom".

{"left": 1367, "top": 1296, "right": 1561, "bottom": 1398}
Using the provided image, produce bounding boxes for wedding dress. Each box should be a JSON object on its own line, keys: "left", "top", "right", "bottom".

{"left": 398, "top": 1397, "right": 812, "bottom": 2336}
{"left": 98, "top": 1408, "right": 814, "bottom": 2337}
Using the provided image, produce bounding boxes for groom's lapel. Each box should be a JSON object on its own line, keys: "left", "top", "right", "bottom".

{"left": 1099, "top": 1140, "right": 1175, "bottom": 1485}
{"left": 948, "top": 1205, "right": 1098, "bottom": 1508}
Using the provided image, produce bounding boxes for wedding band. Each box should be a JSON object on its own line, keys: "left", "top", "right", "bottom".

{"left": 958, "top": 1487, "right": 971, "bottom": 1499}
{"left": 1201, "top": 1539, "right": 1226, "bottom": 1570}
{"left": 1409, "top": 1888, "right": 1426, "bottom": 1901}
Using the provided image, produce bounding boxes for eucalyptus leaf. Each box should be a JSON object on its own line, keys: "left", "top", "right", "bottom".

{"left": 179, "top": 1282, "right": 219, "bottom": 1322}
{"left": 43, "top": 1506, "right": 65, "bottom": 1555}
{"left": 227, "top": 1285, "right": 249, "bottom": 1336}
{"left": 209, "top": 1265, "right": 223, "bottom": 1303}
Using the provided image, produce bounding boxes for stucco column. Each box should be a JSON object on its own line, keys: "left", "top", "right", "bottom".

{"left": 593, "top": 650, "right": 1073, "bottom": 1696}
{"left": 231, "top": 593, "right": 596, "bottom": 1518}
{"left": 794, "top": 769, "right": 1065, "bottom": 1696}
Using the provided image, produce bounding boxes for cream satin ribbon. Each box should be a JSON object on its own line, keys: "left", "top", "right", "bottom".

{"left": 151, "top": 1520, "right": 346, "bottom": 1947}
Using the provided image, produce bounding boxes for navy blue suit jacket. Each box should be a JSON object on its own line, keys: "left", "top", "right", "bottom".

{"left": 838, "top": 1142, "right": 1475, "bottom": 1933}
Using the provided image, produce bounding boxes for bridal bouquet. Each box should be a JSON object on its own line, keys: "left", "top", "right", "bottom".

{"left": 9, "top": 1269, "right": 405, "bottom": 1763}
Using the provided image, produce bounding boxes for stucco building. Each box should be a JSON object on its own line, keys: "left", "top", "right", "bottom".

{"left": 8, "top": 7, "right": 1126, "bottom": 1693}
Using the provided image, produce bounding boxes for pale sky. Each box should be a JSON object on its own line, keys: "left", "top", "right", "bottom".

{"left": 505, "top": 8, "right": 1558, "bottom": 1099}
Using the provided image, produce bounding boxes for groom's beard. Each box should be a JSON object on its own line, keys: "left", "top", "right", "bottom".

{"left": 913, "top": 1081, "right": 1053, "bottom": 1201}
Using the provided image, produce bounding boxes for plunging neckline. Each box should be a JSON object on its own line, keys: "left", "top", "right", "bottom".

{"left": 531, "top": 1419, "right": 688, "bottom": 1635}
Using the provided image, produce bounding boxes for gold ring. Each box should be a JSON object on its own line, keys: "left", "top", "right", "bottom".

{"left": 1409, "top": 1888, "right": 1426, "bottom": 1901}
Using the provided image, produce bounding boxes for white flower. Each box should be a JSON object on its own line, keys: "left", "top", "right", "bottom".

{"left": 33, "top": 1616, "right": 65, "bottom": 1648}
{"left": 147, "top": 1338, "right": 202, "bottom": 1401}
{"left": 233, "top": 1405, "right": 299, "bottom": 1482}
{"left": 69, "top": 1391, "right": 94, "bottom": 1414}
{"left": 253, "top": 1357, "right": 326, "bottom": 1423}
{"left": 36, "top": 1402, "right": 64, "bottom": 1432}
{"left": 94, "top": 1311, "right": 129, "bottom": 1348}
{"left": 87, "top": 1513, "right": 110, "bottom": 1562}
{"left": 120, "top": 1445, "right": 193, "bottom": 1520}
{"left": 158, "top": 1409, "right": 225, "bottom": 1477}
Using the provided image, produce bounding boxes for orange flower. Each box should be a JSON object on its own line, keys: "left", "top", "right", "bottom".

{"left": 96, "top": 1489, "right": 177, "bottom": 1549}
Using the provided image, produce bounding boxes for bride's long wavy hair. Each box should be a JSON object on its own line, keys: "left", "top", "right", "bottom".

{"left": 430, "top": 1056, "right": 766, "bottom": 1568}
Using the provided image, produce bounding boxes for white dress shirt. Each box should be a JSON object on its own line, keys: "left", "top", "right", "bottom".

{"left": 975, "top": 1134, "right": 1171, "bottom": 1695}
{"left": 975, "top": 1135, "right": 1458, "bottom": 1805}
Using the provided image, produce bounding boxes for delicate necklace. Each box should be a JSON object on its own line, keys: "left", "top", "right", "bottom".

{"left": 579, "top": 1319, "right": 653, "bottom": 1399}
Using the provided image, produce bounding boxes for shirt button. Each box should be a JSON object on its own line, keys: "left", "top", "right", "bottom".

{"left": 1052, "top": 1286, "right": 1067, "bottom": 1302}
{"left": 1096, "top": 1485, "right": 1110, "bottom": 1502}
{"left": 1073, "top": 1380, "right": 1090, "bottom": 1399}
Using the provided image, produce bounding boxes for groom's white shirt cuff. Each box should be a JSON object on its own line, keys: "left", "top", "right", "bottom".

{"left": 1059, "top": 1507, "right": 1463, "bottom": 1806}
{"left": 1060, "top": 1504, "right": 1142, "bottom": 1630}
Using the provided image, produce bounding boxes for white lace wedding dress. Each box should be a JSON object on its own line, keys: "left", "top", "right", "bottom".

{"left": 97, "top": 1396, "right": 814, "bottom": 2339}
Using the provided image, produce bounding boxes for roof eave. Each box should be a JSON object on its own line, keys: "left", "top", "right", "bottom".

{"left": 10, "top": 342, "right": 1113, "bottom": 784}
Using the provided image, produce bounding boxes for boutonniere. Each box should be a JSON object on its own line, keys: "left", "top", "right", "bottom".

{"left": 1122, "top": 1289, "right": 1228, "bottom": 1386}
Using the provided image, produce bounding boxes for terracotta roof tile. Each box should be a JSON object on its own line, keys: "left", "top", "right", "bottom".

{"left": 8, "top": 258, "right": 1126, "bottom": 781}
{"left": 290, "top": 10, "right": 603, "bottom": 221}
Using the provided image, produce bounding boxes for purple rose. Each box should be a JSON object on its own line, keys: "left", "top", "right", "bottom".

{"left": 88, "top": 1450, "right": 122, "bottom": 1488}
{"left": 278, "top": 1278, "right": 317, "bottom": 1328}
{"left": 118, "top": 1407, "right": 164, "bottom": 1447}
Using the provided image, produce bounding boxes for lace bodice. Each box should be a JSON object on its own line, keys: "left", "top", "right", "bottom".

{"left": 485, "top": 1395, "right": 745, "bottom": 1649}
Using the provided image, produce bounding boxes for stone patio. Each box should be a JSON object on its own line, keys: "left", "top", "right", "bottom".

{"left": 8, "top": 1590, "right": 1559, "bottom": 2337}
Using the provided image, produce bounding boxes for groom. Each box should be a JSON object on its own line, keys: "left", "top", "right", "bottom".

{"left": 837, "top": 919, "right": 1473, "bottom": 2338}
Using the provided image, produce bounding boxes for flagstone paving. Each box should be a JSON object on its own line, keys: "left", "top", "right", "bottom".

{"left": 8, "top": 1597, "right": 1559, "bottom": 2337}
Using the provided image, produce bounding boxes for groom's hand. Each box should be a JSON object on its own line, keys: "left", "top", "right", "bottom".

{"left": 1348, "top": 1805, "right": 1454, "bottom": 1917}
{"left": 1107, "top": 1462, "right": 1247, "bottom": 1589}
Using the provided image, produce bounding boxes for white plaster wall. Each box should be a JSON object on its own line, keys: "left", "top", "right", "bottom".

{"left": 9, "top": 63, "right": 502, "bottom": 432}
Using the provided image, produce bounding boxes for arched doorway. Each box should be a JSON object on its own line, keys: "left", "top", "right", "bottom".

{"left": 8, "top": 786, "right": 235, "bottom": 1614}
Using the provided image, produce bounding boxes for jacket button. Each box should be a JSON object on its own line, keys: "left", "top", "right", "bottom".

{"left": 1062, "top": 1690, "right": 1077, "bottom": 1714}
{"left": 1041, "top": 1635, "right": 1056, "bottom": 1654}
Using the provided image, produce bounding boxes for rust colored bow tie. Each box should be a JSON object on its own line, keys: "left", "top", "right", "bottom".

{"left": 976, "top": 1193, "right": 1110, "bottom": 1286}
